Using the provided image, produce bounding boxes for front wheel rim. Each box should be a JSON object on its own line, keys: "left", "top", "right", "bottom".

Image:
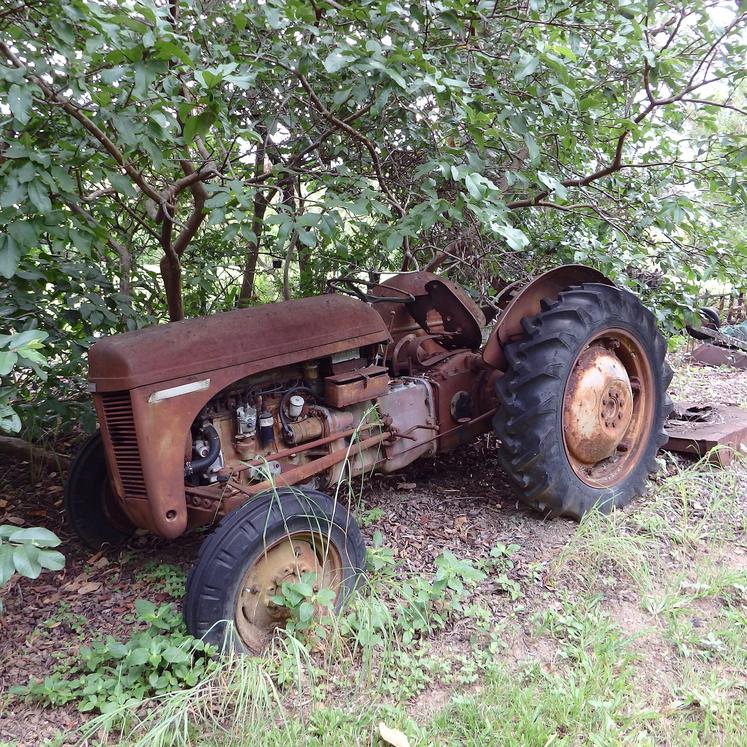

{"left": 234, "top": 532, "right": 342, "bottom": 651}
{"left": 562, "top": 328, "right": 655, "bottom": 489}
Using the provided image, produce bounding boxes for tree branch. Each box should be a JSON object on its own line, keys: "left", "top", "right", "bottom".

{"left": 0, "top": 40, "right": 161, "bottom": 203}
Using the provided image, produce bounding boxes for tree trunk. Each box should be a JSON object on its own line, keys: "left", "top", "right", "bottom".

{"left": 238, "top": 195, "right": 267, "bottom": 307}
{"left": 160, "top": 254, "right": 184, "bottom": 321}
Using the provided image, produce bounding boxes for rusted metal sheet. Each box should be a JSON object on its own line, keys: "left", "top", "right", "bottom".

{"left": 89, "top": 294, "right": 390, "bottom": 391}
{"left": 324, "top": 365, "right": 390, "bottom": 407}
{"left": 407, "top": 278, "right": 485, "bottom": 350}
{"left": 690, "top": 343, "right": 747, "bottom": 370}
{"left": 376, "top": 378, "right": 438, "bottom": 472}
{"left": 482, "top": 265, "right": 613, "bottom": 369}
{"left": 664, "top": 401, "right": 747, "bottom": 467}
{"left": 371, "top": 271, "right": 485, "bottom": 353}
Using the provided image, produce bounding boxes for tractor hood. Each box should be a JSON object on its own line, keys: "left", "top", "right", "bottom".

{"left": 89, "top": 294, "right": 391, "bottom": 392}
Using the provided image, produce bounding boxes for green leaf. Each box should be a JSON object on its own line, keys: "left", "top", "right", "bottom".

{"left": 37, "top": 549, "right": 65, "bottom": 571}
{"left": 8, "top": 220, "right": 38, "bottom": 247}
{"left": 0, "top": 351, "right": 18, "bottom": 376}
{"left": 13, "top": 544, "right": 42, "bottom": 579}
{"left": 494, "top": 224, "right": 529, "bottom": 251}
{"left": 162, "top": 646, "right": 190, "bottom": 664}
{"left": 514, "top": 54, "right": 539, "bottom": 81}
{"left": 298, "top": 601, "right": 315, "bottom": 623}
{"left": 128, "top": 648, "right": 150, "bottom": 666}
{"left": 324, "top": 50, "right": 355, "bottom": 74}
{"left": 9, "top": 527, "right": 61, "bottom": 547}
{"left": 109, "top": 173, "right": 137, "bottom": 197}
{"left": 538, "top": 171, "right": 568, "bottom": 200}
{"left": 27, "top": 181, "right": 52, "bottom": 213}
{"left": 8, "top": 84, "right": 32, "bottom": 125}
{"left": 464, "top": 173, "right": 483, "bottom": 199}
{"left": 0, "top": 235, "right": 20, "bottom": 279}
{"left": 0, "top": 544, "right": 15, "bottom": 585}
{"left": 183, "top": 111, "right": 215, "bottom": 145}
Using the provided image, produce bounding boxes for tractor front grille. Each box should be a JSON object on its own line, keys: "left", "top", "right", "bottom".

{"left": 100, "top": 391, "right": 147, "bottom": 499}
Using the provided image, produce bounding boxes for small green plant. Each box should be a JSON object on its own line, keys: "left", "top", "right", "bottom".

{"left": 340, "top": 549, "right": 487, "bottom": 651}
{"left": 357, "top": 507, "right": 385, "bottom": 528}
{"left": 135, "top": 560, "right": 187, "bottom": 598}
{"left": 271, "top": 572, "right": 337, "bottom": 643}
{"left": 43, "top": 601, "right": 87, "bottom": 637}
{"left": 0, "top": 525, "right": 64, "bottom": 612}
{"left": 14, "top": 600, "right": 217, "bottom": 713}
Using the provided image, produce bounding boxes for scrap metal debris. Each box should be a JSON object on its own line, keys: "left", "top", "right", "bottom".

{"left": 690, "top": 343, "right": 747, "bottom": 370}
{"left": 664, "top": 400, "right": 747, "bottom": 467}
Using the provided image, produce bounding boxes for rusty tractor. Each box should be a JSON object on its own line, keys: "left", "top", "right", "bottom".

{"left": 64, "top": 265, "right": 672, "bottom": 651}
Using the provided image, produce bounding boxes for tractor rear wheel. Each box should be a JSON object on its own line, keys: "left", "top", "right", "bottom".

{"left": 64, "top": 431, "right": 135, "bottom": 549}
{"left": 493, "top": 283, "right": 672, "bottom": 518}
{"left": 184, "top": 488, "right": 365, "bottom": 653}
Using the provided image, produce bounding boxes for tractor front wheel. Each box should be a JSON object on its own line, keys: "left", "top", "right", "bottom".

{"left": 64, "top": 431, "right": 135, "bottom": 549}
{"left": 184, "top": 488, "right": 366, "bottom": 653}
{"left": 493, "top": 283, "right": 672, "bottom": 519}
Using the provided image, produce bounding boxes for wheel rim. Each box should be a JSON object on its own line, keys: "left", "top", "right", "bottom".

{"left": 562, "top": 328, "right": 654, "bottom": 489}
{"left": 234, "top": 532, "right": 342, "bottom": 651}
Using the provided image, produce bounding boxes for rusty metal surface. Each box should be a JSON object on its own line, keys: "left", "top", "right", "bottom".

{"left": 690, "top": 343, "right": 747, "bottom": 370}
{"left": 562, "top": 329, "right": 654, "bottom": 488}
{"left": 376, "top": 378, "right": 438, "bottom": 472}
{"left": 483, "top": 265, "right": 613, "bottom": 369}
{"left": 89, "top": 294, "right": 390, "bottom": 391}
{"left": 372, "top": 271, "right": 485, "bottom": 353}
{"left": 372, "top": 271, "right": 443, "bottom": 343}
{"left": 91, "top": 296, "right": 390, "bottom": 538}
{"left": 563, "top": 346, "right": 633, "bottom": 465}
{"left": 324, "top": 365, "right": 390, "bottom": 407}
{"left": 427, "top": 350, "right": 496, "bottom": 452}
{"left": 223, "top": 431, "right": 391, "bottom": 510}
{"left": 407, "top": 278, "right": 485, "bottom": 350}
{"left": 664, "top": 401, "right": 747, "bottom": 467}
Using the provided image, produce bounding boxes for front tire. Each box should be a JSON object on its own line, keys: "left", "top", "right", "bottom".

{"left": 184, "top": 488, "right": 366, "bottom": 653}
{"left": 64, "top": 431, "right": 135, "bottom": 549}
{"left": 493, "top": 283, "right": 672, "bottom": 519}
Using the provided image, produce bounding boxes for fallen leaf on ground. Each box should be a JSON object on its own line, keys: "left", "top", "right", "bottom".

{"left": 77, "top": 581, "right": 102, "bottom": 595}
{"left": 378, "top": 722, "right": 410, "bottom": 747}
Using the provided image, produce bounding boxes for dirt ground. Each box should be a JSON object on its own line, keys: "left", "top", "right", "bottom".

{"left": 0, "top": 348, "right": 745, "bottom": 745}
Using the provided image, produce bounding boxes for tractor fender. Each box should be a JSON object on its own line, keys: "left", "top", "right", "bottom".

{"left": 482, "top": 264, "right": 614, "bottom": 370}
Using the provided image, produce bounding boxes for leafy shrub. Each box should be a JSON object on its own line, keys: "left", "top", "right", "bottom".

{"left": 0, "top": 329, "right": 48, "bottom": 432}
{"left": 15, "top": 600, "right": 218, "bottom": 713}
{"left": 0, "top": 525, "right": 64, "bottom": 612}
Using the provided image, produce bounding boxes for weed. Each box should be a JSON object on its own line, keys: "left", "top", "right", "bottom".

{"left": 135, "top": 560, "right": 187, "bottom": 598}
{"left": 357, "top": 507, "right": 385, "bottom": 527}
{"left": 14, "top": 600, "right": 217, "bottom": 713}
{"left": 550, "top": 506, "right": 654, "bottom": 593}
{"left": 42, "top": 600, "right": 87, "bottom": 637}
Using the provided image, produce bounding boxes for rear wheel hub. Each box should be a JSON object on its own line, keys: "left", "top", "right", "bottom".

{"left": 561, "top": 329, "right": 654, "bottom": 489}
{"left": 564, "top": 346, "right": 633, "bottom": 464}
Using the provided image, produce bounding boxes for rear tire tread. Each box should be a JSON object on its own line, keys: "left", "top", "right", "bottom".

{"left": 494, "top": 283, "right": 673, "bottom": 519}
